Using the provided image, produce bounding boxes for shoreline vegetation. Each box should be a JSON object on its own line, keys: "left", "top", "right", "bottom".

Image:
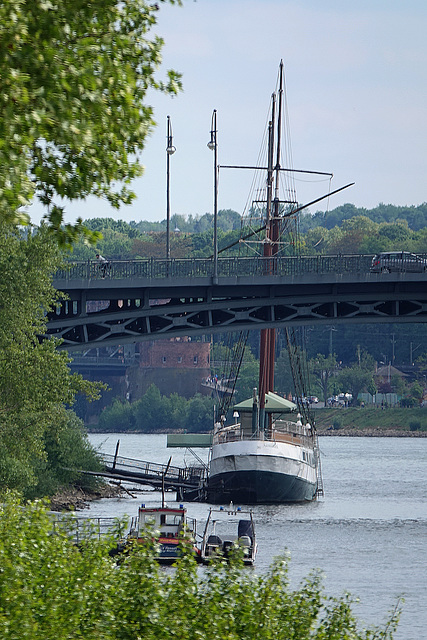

{"left": 1, "top": 495, "right": 403, "bottom": 640}
{"left": 313, "top": 406, "right": 427, "bottom": 436}
{"left": 86, "top": 406, "right": 427, "bottom": 437}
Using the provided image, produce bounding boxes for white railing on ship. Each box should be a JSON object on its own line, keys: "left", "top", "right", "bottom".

{"left": 212, "top": 421, "right": 313, "bottom": 446}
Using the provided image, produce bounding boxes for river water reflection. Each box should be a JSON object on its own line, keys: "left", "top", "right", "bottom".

{"left": 87, "top": 434, "right": 427, "bottom": 640}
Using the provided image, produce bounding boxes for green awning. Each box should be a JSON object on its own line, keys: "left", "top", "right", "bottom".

{"left": 167, "top": 433, "right": 212, "bottom": 448}
{"left": 234, "top": 391, "right": 296, "bottom": 413}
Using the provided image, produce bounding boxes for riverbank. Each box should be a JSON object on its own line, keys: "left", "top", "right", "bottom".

{"left": 86, "top": 406, "right": 427, "bottom": 438}
{"left": 316, "top": 426, "right": 427, "bottom": 436}
{"left": 48, "top": 483, "right": 124, "bottom": 512}
{"left": 312, "top": 406, "right": 427, "bottom": 436}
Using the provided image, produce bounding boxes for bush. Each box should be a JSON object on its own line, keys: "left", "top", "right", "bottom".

{"left": 0, "top": 495, "right": 403, "bottom": 640}
{"left": 400, "top": 397, "right": 417, "bottom": 408}
{"left": 24, "top": 409, "right": 103, "bottom": 499}
{"left": 409, "top": 420, "right": 421, "bottom": 432}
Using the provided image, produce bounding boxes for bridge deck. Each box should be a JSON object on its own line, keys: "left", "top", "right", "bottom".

{"left": 48, "top": 254, "right": 427, "bottom": 349}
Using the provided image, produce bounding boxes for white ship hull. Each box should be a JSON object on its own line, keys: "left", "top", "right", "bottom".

{"left": 208, "top": 437, "right": 318, "bottom": 504}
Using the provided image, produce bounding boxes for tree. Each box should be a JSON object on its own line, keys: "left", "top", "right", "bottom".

{"left": 275, "top": 348, "right": 297, "bottom": 396}
{"left": 0, "top": 0, "right": 182, "bottom": 247}
{"left": 186, "top": 394, "right": 214, "bottom": 433}
{"left": 98, "top": 398, "right": 135, "bottom": 432}
{"left": 309, "top": 354, "right": 338, "bottom": 404}
{"left": 133, "top": 384, "right": 163, "bottom": 430}
{"left": 335, "top": 366, "right": 376, "bottom": 404}
{"left": 0, "top": 224, "right": 103, "bottom": 496}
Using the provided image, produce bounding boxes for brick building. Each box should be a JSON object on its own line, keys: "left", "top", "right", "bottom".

{"left": 127, "top": 338, "right": 211, "bottom": 400}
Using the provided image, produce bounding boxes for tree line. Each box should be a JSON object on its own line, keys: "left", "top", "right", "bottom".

{"left": 67, "top": 203, "right": 427, "bottom": 261}
{"left": 96, "top": 341, "right": 426, "bottom": 433}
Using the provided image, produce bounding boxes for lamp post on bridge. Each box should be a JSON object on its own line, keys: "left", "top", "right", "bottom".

{"left": 208, "top": 109, "right": 218, "bottom": 283}
{"left": 166, "top": 115, "right": 176, "bottom": 260}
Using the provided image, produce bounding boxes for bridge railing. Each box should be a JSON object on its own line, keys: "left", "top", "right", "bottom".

{"left": 56, "top": 254, "right": 378, "bottom": 280}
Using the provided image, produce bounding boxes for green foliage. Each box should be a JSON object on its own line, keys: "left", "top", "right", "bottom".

{"left": 301, "top": 202, "right": 427, "bottom": 233}
{"left": 98, "top": 398, "right": 136, "bottom": 432}
{"left": 275, "top": 347, "right": 303, "bottom": 397}
{"left": 0, "top": 224, "right": 104, "bottom": 498}
{"left": 301, "top": 205, "right": 427, "bottom": 255}
{"left": 98, "top": 384, "right": 215, "bottom": 433}
{"left": 0, "top": 0, "right": 182, "bottom": 247}
{"left": 313, "top": 406, "right": 427, "bottom": 431}
{"left": 60, "top": 200, "right": 427, "bottom": 257}
{"left": 335, "top": 367, "right": 375, "bottom": 404}
{"left": 26, "top": 408, "right": 104, "bottom": 499}
{"left": 310, "top": 354, "right": 339, "bottom": 404}
{"left": 0, "top": 495, "right": 402, "bottom": 640}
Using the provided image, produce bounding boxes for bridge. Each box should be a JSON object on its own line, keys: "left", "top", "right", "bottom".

{"left": 47, "top": 254, "right": 427, "bottom": 350}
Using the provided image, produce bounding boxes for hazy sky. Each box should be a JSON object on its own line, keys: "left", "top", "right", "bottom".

{"left": 30, "top": 0, "right": 427, "bottom": 225}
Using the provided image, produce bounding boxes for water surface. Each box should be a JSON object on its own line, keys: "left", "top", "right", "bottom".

{"left": 87, "top": 434, "right": 427, "bottom": 640}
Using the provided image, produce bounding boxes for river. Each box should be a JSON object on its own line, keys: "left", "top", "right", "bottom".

{"left": 86, "top": 434, "right": 427, "bottom": 640}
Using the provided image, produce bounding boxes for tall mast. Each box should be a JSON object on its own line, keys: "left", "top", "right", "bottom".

{"left": 258, "top": 89, "right": 277, "bottom": 433}
{"left": 268, "top": 61, "right": 284, "bottom": 395}
{"left": 258, "top": 62, "right": 285, "bottom": 434}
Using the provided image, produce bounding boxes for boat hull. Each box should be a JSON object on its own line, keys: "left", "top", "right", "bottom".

{"left": 207, "top": 439, "right": 317, "bottom": 504}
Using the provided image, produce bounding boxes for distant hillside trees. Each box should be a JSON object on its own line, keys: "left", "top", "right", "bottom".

{"left": 68, "top": 202, "right": 427, "bottom": 260}
{"left": 303, "top": 216, "right": 425, "bottom": 255}
{"left": 98, "top": 385, "right": 214, "bottom": 433}
{"left": 301, "top": 202, "right": 427, "bottom": 232}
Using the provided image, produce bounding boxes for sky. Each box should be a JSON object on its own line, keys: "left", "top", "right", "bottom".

{"left": 30, "top": 0, "right": 427, "bottom": 225}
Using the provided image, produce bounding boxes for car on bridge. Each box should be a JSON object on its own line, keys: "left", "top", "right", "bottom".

{"left": 370, "top": 251, "right": 427, "bottom": 273}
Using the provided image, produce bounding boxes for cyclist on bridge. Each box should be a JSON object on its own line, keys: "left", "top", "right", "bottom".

{"left": 95, "top": 253, "right": 109, "bottom": 278}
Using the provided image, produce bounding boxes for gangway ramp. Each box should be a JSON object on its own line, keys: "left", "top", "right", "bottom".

{"left": 96, "top": 453, "right": 208, "bottom": 495}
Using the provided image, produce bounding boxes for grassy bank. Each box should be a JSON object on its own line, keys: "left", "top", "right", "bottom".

{"left": 312, "top": 406, "right": 427, "bottom": 434}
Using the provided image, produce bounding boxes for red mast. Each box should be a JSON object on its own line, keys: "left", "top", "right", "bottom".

{"left": 259, "top": 62, "right": 284, "bottom": 432}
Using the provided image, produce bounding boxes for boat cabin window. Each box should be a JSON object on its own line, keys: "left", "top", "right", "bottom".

{"left": 161, "top": 514, "right": 182, "bottom": 526}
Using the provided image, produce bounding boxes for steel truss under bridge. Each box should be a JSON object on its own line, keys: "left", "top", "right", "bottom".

{"left": 48, "top": 261, "right": 427, "bottom": 350}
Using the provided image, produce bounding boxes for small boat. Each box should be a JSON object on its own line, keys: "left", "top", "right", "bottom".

{"left": 123, "top": 502, "right": 201, "bottom": 564}
{"left": 113, "top": 457, "right": 201, "bottom": 563}
{"left": 200, "top": 505, "right": 257, "bottom": 566}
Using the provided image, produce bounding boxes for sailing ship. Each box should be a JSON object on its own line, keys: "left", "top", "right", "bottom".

{"left": 207, "top": 391, "right": 318, "bottom": 504}
{"left": 205, "top": 61, "right": 347, "bottom": 504}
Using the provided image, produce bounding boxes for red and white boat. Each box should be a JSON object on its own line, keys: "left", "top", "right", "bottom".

{"left": 126, "top": 503, "right": 201, "bottom": 564}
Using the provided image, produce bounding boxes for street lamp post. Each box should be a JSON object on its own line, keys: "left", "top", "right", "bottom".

{"left": 207, "top": 109, "right": 218, "bottom": 282}
{"left": 166, "top": 115, "right": 176, "bottom": 260}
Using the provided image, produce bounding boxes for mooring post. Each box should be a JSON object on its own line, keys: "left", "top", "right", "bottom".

{"left": 112, "top": 440, "right": 120, "bottom": 470}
